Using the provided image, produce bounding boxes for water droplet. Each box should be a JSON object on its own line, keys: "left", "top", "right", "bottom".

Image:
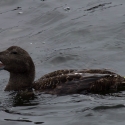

{"left": 18, "top": 12, "right": 23, "bottom": 14}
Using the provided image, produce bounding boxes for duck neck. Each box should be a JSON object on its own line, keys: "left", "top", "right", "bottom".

{"left": 4, "top": 72, "right": 35, "bottom": 91}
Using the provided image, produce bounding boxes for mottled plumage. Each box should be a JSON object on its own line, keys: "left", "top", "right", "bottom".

{"left": 0, "top": 46, "right": 125, "bottom": 95}
{"left": 33, "top": 70, "right": 125, "bottom": 94}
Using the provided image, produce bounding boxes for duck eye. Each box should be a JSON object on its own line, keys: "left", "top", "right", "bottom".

{"left": 11, "top": 51, "right": 18, "bottom": 54}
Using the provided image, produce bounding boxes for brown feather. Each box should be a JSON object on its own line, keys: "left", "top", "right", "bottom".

{"left": 0, "top": 46, "right": 125, "bottom": 95}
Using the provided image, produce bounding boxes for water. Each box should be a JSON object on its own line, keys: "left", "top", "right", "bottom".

{"left": 0, "top": 0, "right": 125, "bottom": 124}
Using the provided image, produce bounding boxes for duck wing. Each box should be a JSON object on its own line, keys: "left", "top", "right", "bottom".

{"left": 33, "top": 69, "right": 125, "bottom": 95}
{"left": 39, "top": 69, "right": 116, "bottom": 80}
{"left": 39, "top": 69, "right": 76, "bottom": 80}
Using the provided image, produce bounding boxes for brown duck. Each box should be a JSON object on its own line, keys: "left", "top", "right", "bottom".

{"left": 0, "top": 46, "right": 125, "bottom": 95}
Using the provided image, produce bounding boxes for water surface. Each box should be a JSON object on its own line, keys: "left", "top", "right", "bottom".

{"left": 0, "top": 0, "right": 125, "bottom": 124}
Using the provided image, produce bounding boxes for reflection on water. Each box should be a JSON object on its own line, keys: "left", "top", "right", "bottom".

{"left": 1, "top": 92, "right": 125, "bottom": 125}
{"left": 10, "top": 92, "right": 38, "bottom": 107}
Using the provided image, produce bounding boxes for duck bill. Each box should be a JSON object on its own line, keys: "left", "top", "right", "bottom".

{"left": 0, "top": 66, "right": 4, "bottom": 70}
{"left": 0, "top": 63, "right": 4, "bottom": 70}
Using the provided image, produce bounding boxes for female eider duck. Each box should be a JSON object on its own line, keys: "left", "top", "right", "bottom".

{"left": 0, "top": 46, "right": 125, "bottom": 95}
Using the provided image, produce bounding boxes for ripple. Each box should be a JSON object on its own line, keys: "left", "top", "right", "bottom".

{"left": 93, "top": 104, "right": 125, "bottom": 110}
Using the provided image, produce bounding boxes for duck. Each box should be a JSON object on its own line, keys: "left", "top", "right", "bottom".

{"left": 0, "top": 46, "right": 125, "bottom": 95}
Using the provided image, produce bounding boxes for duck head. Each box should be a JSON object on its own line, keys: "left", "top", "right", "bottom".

{"left": 0, "top": 46, "right": 35, "bottom": 91}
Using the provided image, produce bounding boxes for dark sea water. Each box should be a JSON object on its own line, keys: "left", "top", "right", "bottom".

{"left": 0, "top": 0, "right": 125, "bottom": 124}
